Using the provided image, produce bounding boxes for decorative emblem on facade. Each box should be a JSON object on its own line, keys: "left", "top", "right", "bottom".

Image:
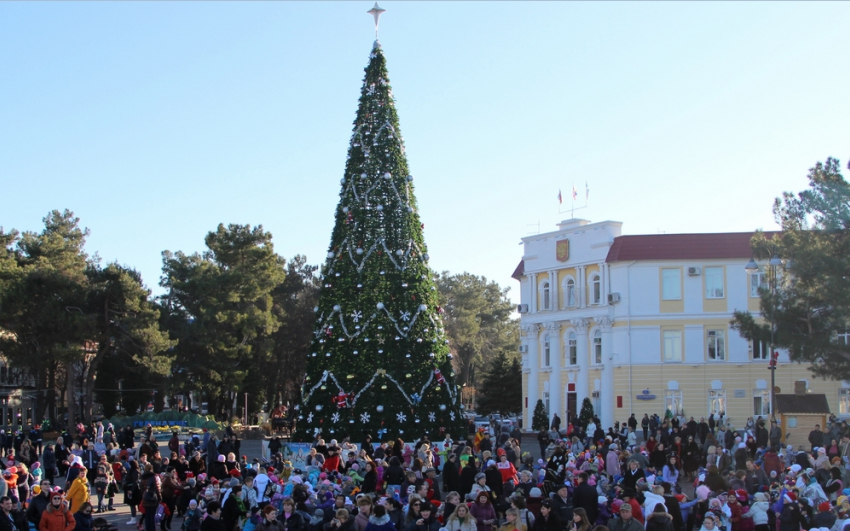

{"left": 556, "top": 239, "right": 570, "bottom": 262}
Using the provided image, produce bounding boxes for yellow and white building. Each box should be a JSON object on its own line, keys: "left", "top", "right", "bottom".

{"left": 513, "top": 218, "right": 849, "bottom": 430}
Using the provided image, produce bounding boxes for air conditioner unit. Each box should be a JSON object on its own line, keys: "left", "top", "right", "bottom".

{"left": 608, "top": 292, "right": 621, "bottom": 304}
{"left": 687, "top": 266, "right": 701, "bottom": 276}
{"left": 519, "top": 345, "right": 529, "bottom": 353}
{"left": 517, "top": 304, "right": 529, "bottom": 313}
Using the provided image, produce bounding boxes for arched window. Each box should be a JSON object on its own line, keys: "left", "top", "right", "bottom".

{"left": 565, "top": 279, "right": 576, "bottom": 308}
{"left": 593, "top": 330, "right": 602, "bottom": 364}
{"left": 567, "top": 332, "right": 577, "bottom": 365}
{"left": 590, "top": 274, "right": 601, "bottom": 305}
{"left": 543, "top": 334, "right": 551, "bottom": 366}
{"left": 541, "top": 281, "right": 550, "bottom": 310}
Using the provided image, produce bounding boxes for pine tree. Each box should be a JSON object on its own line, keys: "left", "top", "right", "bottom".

{"left": 292, "top": 42, "right": 465, "bottom": 442}
{"left": 531, "top": 399, "right": 548, "bottom": 431}
{"left": 578, "top": 397, "right": 595, "bottom": 429}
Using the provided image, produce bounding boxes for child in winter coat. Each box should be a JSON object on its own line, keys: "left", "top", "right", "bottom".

{"left": 742, "top": 493, "right": 769, "bottom": 531}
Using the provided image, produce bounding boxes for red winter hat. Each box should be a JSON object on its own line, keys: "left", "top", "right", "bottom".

{"left": 735, "top": 490, "right": 748, "bottom": 502}
{"left": 228, "top": 469, "right": 241, "bottom": 478}
{"left": 186, "top": 473, "right": 194, "bottom": 479}
{"left": 496, "top": 448, "right": 506, "bottom": 457}
{"left": 819, "top": 502, "right": 832, "bottom": 512}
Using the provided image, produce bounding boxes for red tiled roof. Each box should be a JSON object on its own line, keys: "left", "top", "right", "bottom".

{"left": 511, "top": 260, "right": 524, "bottom": 280}
{"left": 606, "top": 232, "right": 778, "bottom": 262}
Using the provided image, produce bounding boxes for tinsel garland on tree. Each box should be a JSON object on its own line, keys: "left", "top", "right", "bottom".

{"left": 292, "top": 42, "right": 466, "bottom": 442}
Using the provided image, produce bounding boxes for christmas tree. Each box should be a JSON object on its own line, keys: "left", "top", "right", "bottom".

{"left": 578, "top": 397, "right": 595, "bottom": 429}
{"left": 531, "top": 399, "right": 548, "bottom": 431}
{"left": 292, "top": 41, "right": 465, "bottom": 442}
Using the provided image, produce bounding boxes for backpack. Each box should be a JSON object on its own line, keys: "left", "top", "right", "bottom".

{"left": 143, "top": 480, "right": 160, "bottom": 507}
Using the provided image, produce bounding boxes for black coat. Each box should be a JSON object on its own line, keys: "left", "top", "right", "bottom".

{"left": 573, "top": 482, "right": 598, "bottom": 525}
{"left": 459, "top": 466, "right": 477, "bottom": 499}
{"left": 442, "top": 461, "right": 460, "bottom": 494}
{"left": 645, "top": 514, "right": 673, "bottom": 531}
{"left": 531, "top": 514, "right": 562, "bottom": 531}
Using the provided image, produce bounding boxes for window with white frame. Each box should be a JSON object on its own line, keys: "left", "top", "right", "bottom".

{"left": 590, "top": 274, "right": 601, "bottom": 305}
{"left": 567, "top": 332, "right": 577, "bottom": 365}
{"left": 662, "top": 268, "right": 682, "bottom": 300}
{"left": 565, "top": 279, "right": 576, "bottom": 308}
{"left": 837, "top": 330, "right": 850, "bottom": 346}
{"left": 708, "top": 390, "right": 726, "bottom": 416}
{"left": 707, "top": 329, "right": 726, "bottom": 360}
{"left": 840, "top": 389, "right": 850, "bottom": 415}
{"left": 754, "top": 390, "right": 771, "bottom": 416}
{"left": 593, "top": 330, "right": 602, "bottom": 364}
{"left": 543, "top": 334, "right": 550, "bottom": 367}
{"left": 663, "top": 330, "right": 683, "bottom": 362}
{"left": 750, "top": 269, "right": 766, "bottom": 298}
{"left": 543, "top": 392, "right": 550, "bottom": 416}
{"left": 751, "top": 338, "right": 769, "bottom": 360}
{"left": 665, "top": 390, "right": 682, "bottom": 417}
{"left": 705, "top": 266, "right": 725, "bottom": 299}
{"left": 541, "top": 281, "right": 550, "bottom": 310}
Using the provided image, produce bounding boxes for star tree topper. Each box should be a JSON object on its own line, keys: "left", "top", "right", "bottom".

{"left": 367, "top": 3, "right": 386, "bottom": 40}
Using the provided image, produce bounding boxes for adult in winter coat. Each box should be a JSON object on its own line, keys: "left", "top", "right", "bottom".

{"left": 532, "top": 501, "right": 563, "bottom": 531}
{"left": 258, "top": 506, "right": 285, "bottom": 531}
{"left": 442, "top": 454, "right": 460, "bottom": 494}
{"left": 683, "top": 437, "right": 700, "bottom": 479}
{"left": 622, "top": 461, "right": 645, "bottom": 492}
{"left": 66, "top": 473, "right": 89, "bottom": 514}
{"left": 403, "top": 503, "right": 439, "bottom": 531}
{"left": 607, "top": 503, "right": 643, "bottom": 531}
{"left": 458, "top": 458, "right": 478, "bottom": 500}
{"left": 73, "top": 502, "right": 94, "bottom": 531}
{"left": 606, "top": 445, "right": 621, "bottom": 477}
{"left": 38, "top": 494, "right": 75, "bottom": 531}
{"left": 572, "top": 473, "right": 598, "bottom": 526}
{"left": 364, "top": 505, "right": 396, "bottom": 531}
{"left": 645, "top": 505, "right": 674, "bottom": 531}
{"left": 469, "top": 493, "right": 497, "bottom": 531}
{"left": 444, "top": 504, "right": 476, "bottom": 531}
{"left": 278, "top": 498, "right": 305, "bottom": 531}
{"left": 223, "top": 485, "right": 247, "bottom": 531}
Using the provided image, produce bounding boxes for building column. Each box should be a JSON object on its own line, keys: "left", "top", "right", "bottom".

{"left": 578, "top": 266, "right": 586, "bottom": 308}
{"left": 571, "top": 318, "right": 589, "bottom": 415}
{"left": 597, "top": 316, "right": 615, "bottom": 428}
{"left": 599, "top": 262, "right": 608, "bottom": 305}
{"left": 529, "top": 273, "right": 538, "bottom": 313}
{"left": 523, "top": 324, "right": 540, "bottom": 428}
{"left": 550, "top": 271, "right": 559, "bottom": 310}
{"left": 547, "top": 322, "right": 562, "bottom": 430}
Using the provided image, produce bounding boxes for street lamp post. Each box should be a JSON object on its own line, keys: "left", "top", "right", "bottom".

{"left": 746, "top": 253, "right": 784, "bottom": 421}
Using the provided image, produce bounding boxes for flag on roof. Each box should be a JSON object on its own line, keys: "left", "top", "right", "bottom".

{"left": 558, "top": 189, "right": 562, "bottom": 204}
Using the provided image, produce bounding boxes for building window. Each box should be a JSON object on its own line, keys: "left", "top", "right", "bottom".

{"left": 705, "top": 266, "right": 725, "bottom": 299}
{"left": 841, "top": 389, "right": 850, "bottom": 415}
{"left": 662, "top": 268, "right": 681, "bottom": 300}
{"left": 663, "top": 330, "right": 683, "bottom": 362}
{"left": 590, "top": 274, "right": 601, "bottom": 305}
{"left": 665, "top": 390, "right": 682, "bottom": 417}
{"left": 565, "top": 279, "right": 576, "bottom": 308}
{"left": 543, "top": 334, "right": 550, "bottom": 367}
{"left": 752, "top": 338, "right": 769, "bottom": 360}
{"left": 567, "top": 332, "right": 577, "bottom": 365}
{"left": 541, "top": 281, "right": 550, "bottom": 310}
{"left": 593, "top": 330, "right": 602, "bottom": 364}
{"left": 754, "top": 390, "right": 771, "bottom": 416}
{"left": 707, "top": 329, "right": 726, "bottom": 361}
{"left": 750, "top": 269, "right": 766, "bottom": 298}
{"left": 708, "top": 390, "right": 726, "bottom": 416}
{"left": 837, "top": 330, "right": 850, "bottom": 346}
{"left": 543, "top": 392, "right": 550, "bottom": 416}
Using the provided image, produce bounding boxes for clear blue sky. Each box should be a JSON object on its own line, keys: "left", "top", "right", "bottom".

{"left": 2, "top": 2, "right": 849, "bottom": 304}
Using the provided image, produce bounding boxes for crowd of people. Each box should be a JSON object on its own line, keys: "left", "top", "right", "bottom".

{"left": 3, "top": 412, "right": 850, "bottom": 531}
